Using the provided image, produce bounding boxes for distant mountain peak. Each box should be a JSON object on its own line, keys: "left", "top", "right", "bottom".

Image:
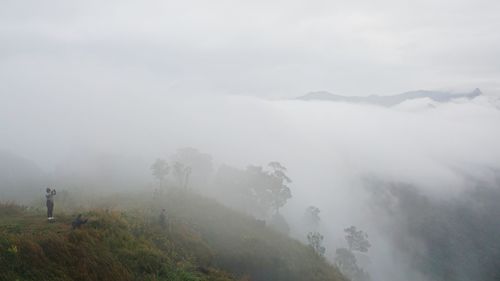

{"left": 471, "top": 88, "right": 482, "bottom": 96}
{"left": 300, "top": 91, "right": 340, "bottom": 100}
{"left": 296, "top": 89, "right": 482, "bottom": 106}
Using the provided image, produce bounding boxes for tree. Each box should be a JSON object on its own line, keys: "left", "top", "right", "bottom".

{"left": 344, "top": 226, "right": 371, "bottom": 253}
{"left": 268, "top": 162, "right": 291, "bottom": 183}
{"left": 334, "top": 248, "right": 370, "bottom": 281}
{"left": 335, "top": 226, "right": 372, "bottom": 281}
{"left": 151, "top": 158, "right": 169, "bottom": 190}
{"left": 304, "top": 206, "right": 321, "bottom": 230}
{"left": 212, "top": 162, "right": 292, "bottom": 220}
{"left": 307, "top": 231, "right": 326, "bottom": 256}
{"left": 244, "top": 162, "right": 292, "bottom": 217}
{"left": 245, "top": 165, "right": 273, "bottom": 218}
{"left": 172, "top": 161, "right": 191, "bottom": 189}
{"left": 171, "top": 147, "right": 213, "bottom": 191}
{"left": 266, "top": 162, "right": 292, "bottom": 214}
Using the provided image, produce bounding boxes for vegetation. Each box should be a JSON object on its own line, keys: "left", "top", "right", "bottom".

{"left": 334, "top": 248, "right": 370, "bottom": 281}
{"left": 304, "top": 206, "right": 321, "bottom": 230}
{"left": 0, "top": 189, "right": 346, "bottom": 281}
{"left": 370, "top": 182, "right": 500, "bottom": 281}
{"left": 344, "top": 226, "right": 371, "bottom": 253}
{"left": 151, "top": 159, "right": 170, "bottom": 191}
{"left": 307, "top": 232, "right": 326, "bottom": 256}
{"left": 171, "top": 148, "right": 213, "bottom": 191}
{"left": 213, "top": 162, "right": 292, "bottom": 220}
{"left": 334, "top": 226, "right": 371, "bottom": 281}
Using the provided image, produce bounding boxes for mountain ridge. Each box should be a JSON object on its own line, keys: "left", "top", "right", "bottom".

{"left": 297, "top": 88, "right": 482, "bottom": 106}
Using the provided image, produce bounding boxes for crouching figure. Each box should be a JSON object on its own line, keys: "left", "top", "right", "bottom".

{"left": 72, "top": 214, "right": 88, "bottom": 230}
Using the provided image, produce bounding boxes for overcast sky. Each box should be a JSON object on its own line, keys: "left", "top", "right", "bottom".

{"left": 1, "top": 0, "right": 500, "bottom": 98}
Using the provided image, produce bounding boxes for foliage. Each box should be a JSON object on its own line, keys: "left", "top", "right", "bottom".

{"left": 171, "top": 148, "right": 214, "bottom": 190}
{"left": 334, "top": 226, "right": 371, "bottom": 281}
{"left": 344, "top": 226, "right": 371, "bottom": 253}
{"left": 155, "top": 189, "right": 344, "bottom": 281}
{"left": 304, "top": 206, "right": 321, "bottom": 230}
{"left": 214, "top": 162, "right": 292, "bottom": 219}
{"left": 266, "top": 162, "right": 292, "bottom": 212}
{"left": 0, "top": 190, "right": 346, "bottom": 281}
{"left": 334, "top": 248, "right": 370, "bottom": 281}
{"left": 151, "top": 159, "right": 170, "bottom": 189}
{"left": 307, "top": 232, "right": 326, "bottom": 256}
{"left": 172, "top": 162, "right": 192, "bottom": 189}
{"left": 370, "top": 182, "right": 500, "bottom": 281}
{"left": 0, "top": 207, "right": 229, "bottom": 281}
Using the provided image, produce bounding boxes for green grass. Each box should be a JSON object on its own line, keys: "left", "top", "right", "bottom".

{"left": 0, "top": 190, "right": 346, "bottom": 281}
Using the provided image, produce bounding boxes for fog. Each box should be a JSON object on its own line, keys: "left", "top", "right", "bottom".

{"left": 2, "top": 1, "right": 500, "bottom": 280}
{"left": 2, "top": 92, "right": 500, "bottom": 280}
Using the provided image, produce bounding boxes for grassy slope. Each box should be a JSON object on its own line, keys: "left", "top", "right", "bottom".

{"left": 0, "top": 190, "right": 346, "bottom": 281}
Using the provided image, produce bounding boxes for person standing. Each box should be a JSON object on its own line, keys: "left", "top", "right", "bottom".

{"left": 159, "top": 209, "right": 167, "bottom": 228}
{"left": 45, "top": 188, "right": 56, "bottom": 220}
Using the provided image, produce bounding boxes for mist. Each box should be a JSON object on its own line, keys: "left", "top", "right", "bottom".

{"left": 2, "top": 1, "right": 500, "bottom": 280}
{"left": 2, "top": 91, "right": 500, "bottom": 280}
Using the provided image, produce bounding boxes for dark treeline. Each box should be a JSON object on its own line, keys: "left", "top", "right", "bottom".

{"left": 369, "top": 179, "right": 500, "bottom": 281}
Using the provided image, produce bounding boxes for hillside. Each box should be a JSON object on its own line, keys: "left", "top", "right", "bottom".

{"left": 0, "top": 189, "right": 346, "bottom": 281}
